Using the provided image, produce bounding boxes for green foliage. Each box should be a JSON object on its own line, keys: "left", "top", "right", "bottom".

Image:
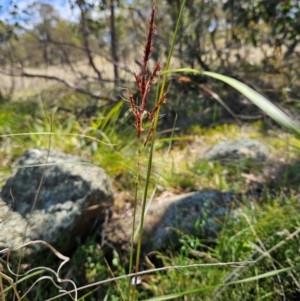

{"left": 223, "top": 0, "right": 300, "bottom": 54}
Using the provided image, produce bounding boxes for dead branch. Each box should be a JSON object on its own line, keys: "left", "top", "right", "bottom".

{"left": 38, "top": 39, "right": 135, "bottom": 79}
{"left": 0, "top": 69, "right": 116, "bottom": 102}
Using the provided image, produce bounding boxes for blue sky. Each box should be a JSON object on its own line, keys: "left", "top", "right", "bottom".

{"left": 0, "top": 0, "right": 80, "bottom": 25}
{"left": 0, "top": 0, "right": 132, "bottom": 29}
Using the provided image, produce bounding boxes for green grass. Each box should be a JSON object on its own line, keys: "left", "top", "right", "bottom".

{"left": 1, "top": 88, "right": 300, "bottom": 300}
{"left": 138, "top": 196, "right": 300, "bottom": 301}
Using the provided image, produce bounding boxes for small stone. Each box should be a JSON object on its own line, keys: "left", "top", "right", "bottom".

{"left": 199, "top": 138, "right": 269, "bottom": 161}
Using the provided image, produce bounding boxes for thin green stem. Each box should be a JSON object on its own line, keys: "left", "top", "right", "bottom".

{"left": 132, "top": 1, "right": 187, "bottom": 300}
{"left": 127, "top": 141, "right": 141, "bottom": 299}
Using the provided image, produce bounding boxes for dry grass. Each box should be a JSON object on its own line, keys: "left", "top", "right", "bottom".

{"left": 1, "top": 41, "right": 299, "bottom": 102}
{"left": 0, "top": 55, "right": 134, "bottom": 99}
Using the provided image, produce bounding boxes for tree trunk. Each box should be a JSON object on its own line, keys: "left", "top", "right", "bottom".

{"left": 110, "top": 0, "right": 119, "bottom": 83}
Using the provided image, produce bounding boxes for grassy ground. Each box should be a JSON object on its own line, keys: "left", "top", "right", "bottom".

{"left": 1, "top": 81, "right": 300, "bottom": 300}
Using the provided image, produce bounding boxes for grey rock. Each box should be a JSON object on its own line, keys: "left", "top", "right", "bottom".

{"left": 0, "top": 198, "right": 31, "bottom": 250}
{"left": 0, "top": 149, "right": 114, "bottom": 252}
{"left": 200, "top": 138, "right": 269, "bottom": 161}
{"left": 105, "top": 190, "right": 236, "bottom": 252}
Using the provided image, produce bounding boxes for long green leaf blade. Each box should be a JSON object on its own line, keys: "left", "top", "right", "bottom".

{"left": 162, "top": 68, "right": 300, "bottom": 136}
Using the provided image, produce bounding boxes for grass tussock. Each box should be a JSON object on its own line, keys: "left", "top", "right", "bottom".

{"left": 1, "top": 2, "right": 300, "bottom": 301}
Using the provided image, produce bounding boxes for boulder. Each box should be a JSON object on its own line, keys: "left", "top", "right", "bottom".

{"left": 105, "top": 190, "right": 236, "bottom": 252}
{"left": 199, "top": 138, "right": 269, "bottom": 161}
{"left": 0, "top": 149, "right": 114, "bottom": 252}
